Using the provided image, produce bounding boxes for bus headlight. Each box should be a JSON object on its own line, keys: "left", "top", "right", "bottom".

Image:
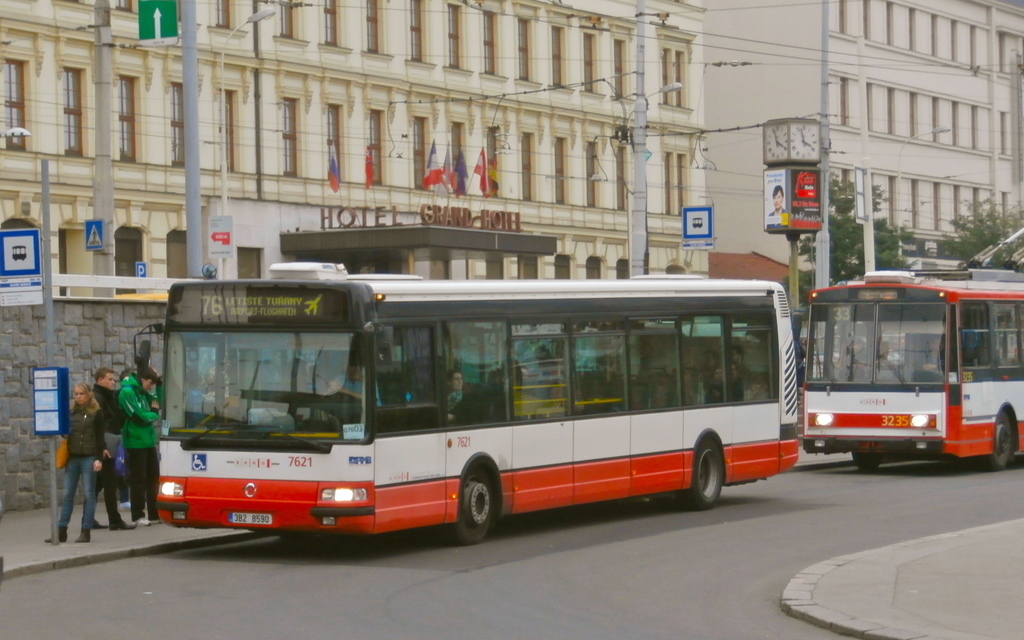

{"left": 813, "top": 413, "right": 834, "bottom": 427}
{"left": 910, "top": 414, "right": 934, "bottom": 428}
{"left": 160, "top": 481, "right": 184, "bottom": 497}
{"left": 321, "top": 488, "right": 368, "bottom": 502}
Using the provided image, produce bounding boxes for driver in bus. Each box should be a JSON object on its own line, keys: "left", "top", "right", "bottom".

{"left": 846, "top": 337, "right": 871, "bottom": 382}
{"left": 326, "top": 364, "right": 365, "bottom": 400}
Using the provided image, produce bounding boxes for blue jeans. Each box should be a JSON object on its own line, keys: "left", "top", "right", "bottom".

{"left": 58, "top": 455, "right": 98, "bottom": 529}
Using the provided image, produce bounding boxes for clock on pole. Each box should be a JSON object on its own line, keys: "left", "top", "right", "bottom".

{"left": 762, "top": 118, "right": 821, "bottom": 165}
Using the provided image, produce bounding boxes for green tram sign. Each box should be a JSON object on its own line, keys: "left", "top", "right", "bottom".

{"left": 138, "top": 0, "right": 179, "bottom": 46}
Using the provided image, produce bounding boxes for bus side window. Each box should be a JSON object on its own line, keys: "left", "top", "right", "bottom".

{"left": 961, "top": 303, "right": 990, "bottom": 368}
{"left": 374, "top": 325, "right": 439, "bottom": 434}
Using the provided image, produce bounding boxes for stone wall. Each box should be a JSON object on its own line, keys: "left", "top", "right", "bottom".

{"left": 0, "top": 299, "right": 166, "bottom": 512}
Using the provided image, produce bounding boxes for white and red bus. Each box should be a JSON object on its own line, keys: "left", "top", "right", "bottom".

{"left": 804, "top": 269, "right": 1024, "bottom": 471}
{"left": 156, "top": 264, "right": 799, "bottom": 544}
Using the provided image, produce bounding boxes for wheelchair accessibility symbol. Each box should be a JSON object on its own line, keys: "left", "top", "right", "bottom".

{"left": 192, "top": 453, "right": 208, "bottom": 471}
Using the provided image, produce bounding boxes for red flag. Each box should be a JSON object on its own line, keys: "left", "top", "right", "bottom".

{"left": 364, "top": 146, "right": 374, "bottom": 188}
{"left": 423, "top": 141, "right": 443, "bottom": 189}
{"left": 439, "top": 149, "right": 453, "bottom": 196}
{"left": 473, "top": 149, "right": 490, "bottom": 197}
{"left": 328, "top": 155, "right": 341, "bottom": 193}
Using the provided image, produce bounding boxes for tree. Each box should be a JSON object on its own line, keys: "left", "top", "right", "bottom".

{"left": 942, "top": 200, "right": 1024, "bottom": 268}
{"left": 799, "top": 174, "right": 912, "bottom": 285}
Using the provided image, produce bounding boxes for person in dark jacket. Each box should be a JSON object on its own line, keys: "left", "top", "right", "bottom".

{"left": 92, "top": 367, "right": 135, "bottom": 530}
{"left": 50, "top": 383, "right": 104, "bottom": 543}
{"left": 118, "top": 366, "right": 161, "bottom": 527}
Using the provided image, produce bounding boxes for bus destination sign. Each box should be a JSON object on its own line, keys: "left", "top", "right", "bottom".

{"left": 168, "top": 285, "right": 347, "bottom": 325}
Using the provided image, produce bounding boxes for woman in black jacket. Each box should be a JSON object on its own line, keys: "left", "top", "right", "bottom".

{"left": 52, "top": 383, "right": 105, "bottom": 543}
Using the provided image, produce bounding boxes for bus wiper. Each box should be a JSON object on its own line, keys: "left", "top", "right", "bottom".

{"left": 183, "top": 423, "right": 263, "bottom": 447}
{"left": 270, "top": 431, "right": 333, "bottom": 453}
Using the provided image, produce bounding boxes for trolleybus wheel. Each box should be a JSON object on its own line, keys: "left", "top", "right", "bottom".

{"left": 987, "top": 412, "right": 1015, "bottom": 472}
{"left": 450, "top": 468, "right": 495, "bottom": 546}
{"left": 851, "top": 452, "right": 883, "bottom": 471}
{"left": 679, "top": 439, "right": 723, "bottom": 511}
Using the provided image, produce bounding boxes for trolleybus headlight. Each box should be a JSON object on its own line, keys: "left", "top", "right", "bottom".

{"left": 321, "top": 488, "right": 368, "bottom": 502}
{"left": 910, "top": 414, "right": 933, "bottom": 428}
{"left": 160, "top": 481, "right": 184, "bottom": 497}
{"left": 813, "top": 413, "right": 834, "bottom": 427}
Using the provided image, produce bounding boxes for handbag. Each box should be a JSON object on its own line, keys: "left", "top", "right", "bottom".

{"left": 55, "top": 438, "right": 69, "bottom": 469}
{"left": 114, "top": 442, "right": 128, "bottom": 478}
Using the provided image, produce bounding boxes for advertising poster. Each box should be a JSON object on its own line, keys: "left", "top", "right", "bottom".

{"left": 764, "top": 169, "right": 788, "bottom": 232}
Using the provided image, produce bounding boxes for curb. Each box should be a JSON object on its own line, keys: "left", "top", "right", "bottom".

{"left": 1, "top": 531, "right": 261, "bottom": 583}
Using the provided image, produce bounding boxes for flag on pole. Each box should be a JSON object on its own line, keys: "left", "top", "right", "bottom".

{"left": 438, "top": 149, "right": 453, "bottom": 196}
{"left": 423, "top": 141, "right": 443, "bottom": 189}
{"left": 454, "top": 151, "right": 468, "bottom": 197}
{"left": 473, "top": 149, "right": 490, "bottom": 197}
{"left": 364, "top": 146, "right": 374, "bottom": 189}
{"left": 328, "top": 155, "right": 341, "bottom": 193}
{"left": 487, "top": 157, "right": 499, "bottom": 197}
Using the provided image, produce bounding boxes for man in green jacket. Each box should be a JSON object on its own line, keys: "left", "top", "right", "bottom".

{"left": 119, "top": 366, "right": 161, "bottom": 526}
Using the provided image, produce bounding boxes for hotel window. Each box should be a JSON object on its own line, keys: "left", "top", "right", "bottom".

{"left": 613, "top": 40, "right": 626, "bottom": 96}
{"left": 886, "top": 175, "right": 896, "bottom": 223}
{"left": 933, "top": 183, "right": 942, "bottom": 231}
{"left": 521, "top": 132, "right": 533, "bottom": 201}
{"left": 324, "top": 0, "right": 339, "bottom": 46}
{"left": 238, "top": 248, "right": 263, "bottom": 279}
{"left": 583, "top": 33, "right": 596, "bottom": 89}
{"left": 661, "top": 48, "right": 686, "bottom": 107}
{"left": 518, "top": 256, "right": 538, "bottom": 279}
{"left": 366, "top": 0, "right": 379, "bottom": 53}
{"left": 838, "top": 0, "right": 847, "bottom": 34}
{"left": 862, "top": 0, "right": 870, "bottom": 39}
{"left": 225, "top": 90, "right": 236, "bottom": 172}
{"left": 908, "top": 9, "right": 915, "bottom": 51}
{"left": 930, "top": 14, "right": 938, "bottom": 57}
{"left": 616, "top": 259, "right": 628, "bottom": 280}
{"left": 664, "top": 152, "right": 687, "bottom": 215}
{"left": 447, "top": 5, "right": 461, "bottom": 69}
{"left": 1000, "top": 112, "right": 1009, "bottom": 155}
{"left": 553, "top": 137, "right": 566, "bottom": 204}
{"left": 409, "top": 0, "right": 423, "bottom": 61}
{"left": 969, "top": 26, "right": 977, "bottom": 68}
{"left": 885, "top": 2, "right": 893, "bottom": 46}
{"left": 369, "top": 109, "right": 383, "bottom": 185}
{"left": 118, "top": 76, "right": 137, "bottom": 161}
{"left": 170, "top": 82, "right": 184, "bottom": 165}
{"left": 282, "top": 98, "right": 298, "bottom": 176}
{"left": 970, "top": 106, "right": 979, "bottom": 150}
{"left": 281, "top": 3, "right": 295, "bottom": 38}
{"left": 4, "top": 60, "right": 27, "bottom": 151}
{"left": 412, "top": 117, "right": 427, "bottom": 189}
{"left": 932, "top": 96, "right": 940, "bottom": 134}
{"left": 517, "top": 18, "right": 531, "bottom": 81}
{"left": 911, "top": 179, "right": 920, "bottom": 228}
{"left": 482, "top": 11, "right": 496, "bottom": 75}
{"left": 554, "top": 254, "right": 571, "bottom": 279}
{"left": 586, "top": 257, "right": 602, "bottom": 280}
{"left": 215, "top": 0, "right": 230, "bottom": 28}
{"left": 551, "top": 27, "right": 564, "bottom": 86}
{"left": 615, "top": 146, "right": 627, "bottom": 211}
{"left": 115, "top": 0, "right": 132, "bottom": 10}
{"left": 63, "top": 69, "right": 83, "bottom": 156}
{"left": 908, "top": 92, "right": 917, "bottom": 134}
{"left": 886, "top": 87, "right": 895, "bottom": 135}
{"left": 950, "top": 21, "right": 958, "bottom": 62}
{"left": 586, "top": 140, "right": 598, "bottom": 207}
{"left": 451, "top": 121, "right": 464, "bottom": 163}
{"left": 951, "top": 102, "right": 959, "bottom": 147}
{"left": 839, "top": 77, "right": 850, "bottom": 126}
{"left": 953, "top": 185, "right": 961, "bottom": 220}
{"left": 327, "top": 104, "right": 343, "bottom": 181}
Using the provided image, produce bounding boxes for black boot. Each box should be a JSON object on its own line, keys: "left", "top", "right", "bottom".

{"left": 45, "top": 526, "right": 68, "bottom": 543}
{"left": 75, "top": 529, "right": 91, "bottom": 543}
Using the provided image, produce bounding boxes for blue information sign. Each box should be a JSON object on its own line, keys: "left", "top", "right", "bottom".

{"left": 32, "top": 367, "right": 70, "bottom": 436}
{"left": 85, "top": 220, "right": 105, "bottom": 251}
{"left": 682, "top": 206, "right": 714, "bottom": 250}
{"left": 0, "top": 229, "right": 42, "bottom": 277}
{"left": 136, "top": 261, "right": 148, "bottom": 278}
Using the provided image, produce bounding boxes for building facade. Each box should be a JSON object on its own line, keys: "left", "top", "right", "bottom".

{"left": 1, "top": 0, "right": 708, "bottom": 282}
{"left": 705, "top": 0, "right": 1024, "bottom": 271}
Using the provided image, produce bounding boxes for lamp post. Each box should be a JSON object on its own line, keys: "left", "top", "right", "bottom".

{"left": 895, "top": 126, "right": 951, "bottom": 229}
{"left": 218, "top": 9, "right": 276, "bottom": 276}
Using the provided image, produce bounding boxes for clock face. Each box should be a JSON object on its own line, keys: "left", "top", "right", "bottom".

{"left": 763, "top": 123, "right": 790, "bottom": 163}
{"left": 789, "top": 122, "right": 820, "bottom": 161}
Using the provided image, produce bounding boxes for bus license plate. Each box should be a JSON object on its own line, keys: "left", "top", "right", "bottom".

{"left": 228, "top": 512, "right": 273, "bottom": 526}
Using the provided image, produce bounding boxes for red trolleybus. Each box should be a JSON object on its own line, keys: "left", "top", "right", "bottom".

{"left": 156, "top": 264, "right": 799, "bottom": 544}
{"left": 804, "top": 270, "right": 1024, "bottom": 471}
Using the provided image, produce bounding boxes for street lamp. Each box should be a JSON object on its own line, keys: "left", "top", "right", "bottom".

{"left": 895, "top": 126, "right": 950, "bottom": 226}
{"left": 218, "top": 9, "right": 276, "bottom": 273}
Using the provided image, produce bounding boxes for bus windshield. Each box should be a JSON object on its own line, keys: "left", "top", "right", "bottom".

{"left": 164, "top": 330, "right": 367, "bottom": 445}
{"left": 807, "top": 302, "right": 946, "bottom": 384}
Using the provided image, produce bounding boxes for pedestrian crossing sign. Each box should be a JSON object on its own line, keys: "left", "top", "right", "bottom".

{"left": 85, "top": 220, "right": 104, "bottom": 251}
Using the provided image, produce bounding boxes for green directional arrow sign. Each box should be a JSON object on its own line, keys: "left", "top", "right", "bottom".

{"left": 138, "top": 0, "right": 179, "bottom": 46}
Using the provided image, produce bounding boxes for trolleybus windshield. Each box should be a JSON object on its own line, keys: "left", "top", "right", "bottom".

{"left": 163, "top": 330, "right": 367, "bottom": 447}
{"left": 807, "top": 302, "right": 946, "bottom": 384}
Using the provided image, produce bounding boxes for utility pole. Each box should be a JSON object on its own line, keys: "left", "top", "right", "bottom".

{"left": 814, "top": 0, "right": 831, "bottom": 289}
{"left": 182, "top": 0, "right": 203, "bottom": 277}
{"left": 630, "top": 0, "right": 649, "bottom": 277}
{"left": 93, "top": 0, "right": 114, "bottom": 293}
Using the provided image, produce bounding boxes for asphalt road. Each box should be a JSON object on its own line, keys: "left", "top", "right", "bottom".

{"left": 2, "top": 460, "right": 1020, "bottom": 640}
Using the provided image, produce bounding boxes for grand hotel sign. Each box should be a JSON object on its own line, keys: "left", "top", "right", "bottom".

{"left": 320, "top": 204, "right": 523, "bottom": 233}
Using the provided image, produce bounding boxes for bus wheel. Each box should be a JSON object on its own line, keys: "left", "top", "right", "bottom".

{"left": 450, "top": 468, "right": 495, "bottom": 546}
{"left": 852, "top": 452, "right": 883, "bottom": 471}
{"left": 987, "top": 413, "right": 1015, "bottom": 472}
{"left": 679, "top": 440, "right": 723, "bottom": 511}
